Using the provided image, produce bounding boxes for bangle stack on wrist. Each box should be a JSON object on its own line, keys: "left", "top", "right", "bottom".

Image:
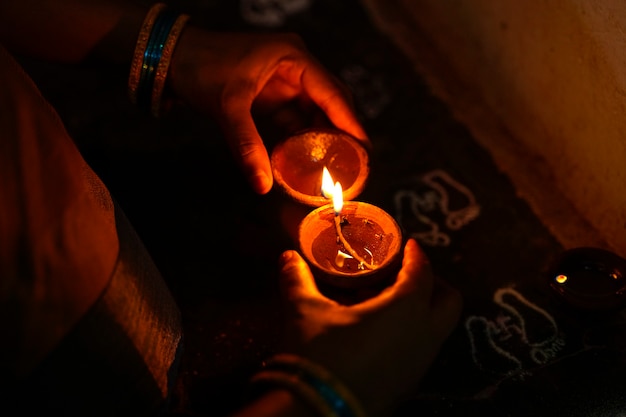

{"left": 128, "top": 2, "right": 190, "bottom": 117}
{"left": 251, "top": 354, "right": 368, "bottom": 417}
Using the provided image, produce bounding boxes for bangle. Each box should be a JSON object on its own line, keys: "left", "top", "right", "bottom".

{"left": 250, "top": 354, "right": 368, "bottom": 417}
{"left": 128, "top": 3, "right": 190, "bottom": 117}
{"left": 252, "top": 370, "right": 340, "bottom": 417}
{"left": 128, "top": 3, "right": 165, "bottom": 106}
{"left": 151, "top": 12, "right": 189, "bottom": 117}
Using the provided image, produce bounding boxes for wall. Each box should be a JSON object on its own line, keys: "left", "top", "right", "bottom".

{"left": 362, "top": 0, "right": 626, "bottom": 256}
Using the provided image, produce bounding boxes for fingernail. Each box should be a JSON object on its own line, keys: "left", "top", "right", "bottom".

{"left": 251, "top": 170, "right": 271, "bottom": 194}
{"left": 279, "top": 250, "right": 294, "bottom": 264}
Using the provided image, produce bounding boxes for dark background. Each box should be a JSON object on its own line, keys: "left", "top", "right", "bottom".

{"left": 21, "top": 0, "right": 626, "bottom": 416}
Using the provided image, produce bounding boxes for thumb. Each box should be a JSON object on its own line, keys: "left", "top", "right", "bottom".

{"left": 221, "top": 108, "right": 273, "bottom": 195}
{"left": 278, "top": 250, "right": 323, "bottom": 301}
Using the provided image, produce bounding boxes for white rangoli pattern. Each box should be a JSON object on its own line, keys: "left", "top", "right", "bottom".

{"left": 466, "top": 287, "right": 565, "bottom": 377}
{"left": 393, "top": 169, "right": 481, "bottom": 246}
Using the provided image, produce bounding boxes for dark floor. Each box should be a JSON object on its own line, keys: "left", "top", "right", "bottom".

{"left": 22, "top": 0, "right": 626, "bottom": 416}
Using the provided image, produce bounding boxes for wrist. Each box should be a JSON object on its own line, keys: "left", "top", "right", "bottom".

{"left": 237, "top": 389, "right": 319, "bottom": 417}
{"left": 249, "top": 354, "right": 369, "bottom": 417}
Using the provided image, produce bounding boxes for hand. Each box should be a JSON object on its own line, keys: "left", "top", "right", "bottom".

{"left": 276, "top": 238, "right": 463, "bottom": 417}
{"left": 168, "top": 29, "right": 370, "bottom": 195}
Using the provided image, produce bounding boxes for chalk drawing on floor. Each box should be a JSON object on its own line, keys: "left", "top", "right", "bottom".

{"left": 393, "top": 169, "right": 481, "bottom": 246}
{"left": 466, "top": 287, "right": 565, "bottom": 377}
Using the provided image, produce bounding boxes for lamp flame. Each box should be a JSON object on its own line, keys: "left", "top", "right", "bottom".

{"left": 321, "top": 166, "right": 343, "bottom": 214}
{"left": 321, "top": 166, "right": 335, "bottom": 199}
{"left": 332, "top": 182, "right": 343, "bottom": 214}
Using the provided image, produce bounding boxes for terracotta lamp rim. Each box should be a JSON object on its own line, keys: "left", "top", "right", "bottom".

{"left": 298, "top": 201, "right": 403, "bottom": 288}
{"left": 270, "top": 128, "right": 370, "bottom": 207}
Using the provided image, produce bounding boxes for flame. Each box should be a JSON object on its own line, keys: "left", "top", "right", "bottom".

{"left": 321, "top": 166, "right": 335, "bottom": 198}
{"left": 321, "top": 166, "right": 343, "bottom": 214}
{"left": 332, "top": 182, "right": 343, "bottom": 214}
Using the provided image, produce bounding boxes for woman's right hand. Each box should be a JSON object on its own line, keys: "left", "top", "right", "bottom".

{"left": 168, "top": 29, "right": 369, "bottom": 196}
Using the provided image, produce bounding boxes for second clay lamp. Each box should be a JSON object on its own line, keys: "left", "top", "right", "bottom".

{"left": 270, "top": 128, "right": 370, "bottom": 207}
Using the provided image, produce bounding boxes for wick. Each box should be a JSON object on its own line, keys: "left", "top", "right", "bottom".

{"left": 334, "top": 214, "right": 376, "bottom": 270}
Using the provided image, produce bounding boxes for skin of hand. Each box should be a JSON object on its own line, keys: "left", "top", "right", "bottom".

{"left": 0, "top": 0, "right": 370, "bottom": 196}
{"left": 1, "top": 3, "right": 454, "bottom": 417}
{"left": 276, "top": 238, "right": 463, "bottom": 417}
{"left": 167, "top": 28, "right": 371, "bottom": 195}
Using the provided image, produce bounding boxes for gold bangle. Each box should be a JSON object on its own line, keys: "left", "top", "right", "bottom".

{"left": 128, "top": 2, "right": 167, "bottom": 105}
{"left": 150, "top": 12, "right": 190, "bottom": 117}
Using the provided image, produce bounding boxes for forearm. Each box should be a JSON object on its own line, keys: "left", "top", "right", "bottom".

{"left": 0, "top": 0, "right": 147, "bottom": 64}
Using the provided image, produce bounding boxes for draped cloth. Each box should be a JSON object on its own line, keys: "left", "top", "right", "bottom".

{"left": 0, "top": 43, "right": 183, "bottom": 415}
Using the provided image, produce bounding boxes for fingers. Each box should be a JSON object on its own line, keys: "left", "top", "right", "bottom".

{"left": 353, "top": 239, "right": 425, "bottom": 312}
{"left": 216, "top": 34, "right": 368, "bottom": 195}
{"left": 396, "top": 238, "right": 434, "bottom": 295}
{"left": 360, "top": 239, "right": 462, "bottom": 324}
{"left": 301, "top": 62, "right": 370, "bottom": 148}
{"left": 278, "top": 249, "right": 324, "bottom": 302}
{"left": 229, "top": 131, "right": 273, "bottom": 195}
{"left": 371, "top": 238, "right": 433, "bottom": 304}
{"left": 220, "top": 101, "right": 274, "bottom": 195}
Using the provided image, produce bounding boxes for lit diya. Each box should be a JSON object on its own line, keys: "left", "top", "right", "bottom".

{"left": 548, "top": 247, "right": 626, "bottom": 313}
{"left": 270, "top": 128, "right": 370, "bottom": 207}
{"left": 298, "top": 167, "right": 402, "bottom": 289}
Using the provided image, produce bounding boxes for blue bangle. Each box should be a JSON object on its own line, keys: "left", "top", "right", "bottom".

{"left": 252, "top": 354, "right": 368, "bottom": 417}
{"left": 129, "top": 4, "right": 190, "bottom": 116}
{"left": 136, "top": 9, "right": 178, "bottom": 111}
{"left": 299, "top": 371, "right": 358, "bottom": 417}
